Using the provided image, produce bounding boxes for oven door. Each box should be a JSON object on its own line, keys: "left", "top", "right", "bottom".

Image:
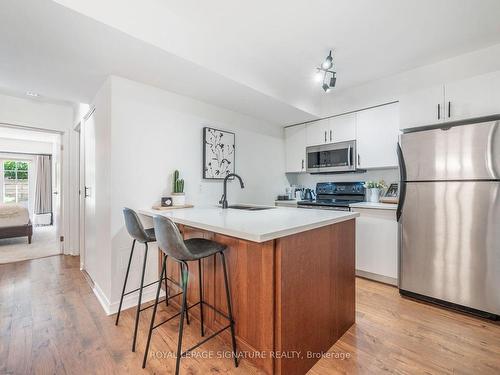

{"left": 306, "top": 140, "right": 356, "bottom": 173}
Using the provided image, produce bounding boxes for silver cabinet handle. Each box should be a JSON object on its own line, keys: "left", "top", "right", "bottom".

{"left": 347, "top": 145, "right": 351, "bottom": 166}
{"left": 437, "top": 103, "right": 441, "bottom": 120}
{"left": 330, "top": 130, "right": 332, "bottom": 141}
{"left": 301, "top": 159, "right": 304, "bottom": 170}
{"left": 324, "top": 131, "right": 327, "bottom": 142}
{"left": 84, "top": 186, "right": 91, "bottom": 198}
{"left": 358, "top": 154, "right": 360, "bottom": 166}
{"left": 448, "top": 101, "right": 451, "bottom": 118}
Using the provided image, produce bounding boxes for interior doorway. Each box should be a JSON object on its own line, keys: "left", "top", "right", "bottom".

{"left": 0, "top": 126, "right": 63, "bottom": 264}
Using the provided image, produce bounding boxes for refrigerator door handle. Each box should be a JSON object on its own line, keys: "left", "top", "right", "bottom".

{"left": 396, "top": 143, "right": 407, "bottom": 221}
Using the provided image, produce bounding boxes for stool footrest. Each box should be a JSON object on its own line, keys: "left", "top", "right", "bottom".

{"left": 139, "top": 291, "right": 183, "bottom": 312}
{"left": 181, "top": 324, "right": 231, "bottom": 357}
{"left": 123, "top": 275, "right": 182, "bottom": 297}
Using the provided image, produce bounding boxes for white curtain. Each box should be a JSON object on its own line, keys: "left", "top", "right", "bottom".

{"left": 34, "top": 155, "right": 52, "bottom": 224}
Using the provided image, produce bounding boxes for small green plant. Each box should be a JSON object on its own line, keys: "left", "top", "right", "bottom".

{"left": 364, "top": 180, "right": 387, "bottom": 189}
{"left": 173, "top": 170, "right": 185, "bottom": 193}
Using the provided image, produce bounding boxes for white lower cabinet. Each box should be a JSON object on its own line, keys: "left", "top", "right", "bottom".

{"left": 352, "top": 207, "right": 398, "bottom": 285}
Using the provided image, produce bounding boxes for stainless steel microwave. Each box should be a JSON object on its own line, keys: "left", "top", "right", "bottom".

{"left": 306, "top": 140, "right": 357, "bottom": 173}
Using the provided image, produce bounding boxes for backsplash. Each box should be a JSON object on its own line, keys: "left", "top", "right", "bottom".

{"left": 286, "top": 167, "right": 399, "bottom": 192}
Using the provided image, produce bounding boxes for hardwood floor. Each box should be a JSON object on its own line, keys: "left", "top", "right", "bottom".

{"left": 1, "top": 255, "right": 499, "bottom": 374}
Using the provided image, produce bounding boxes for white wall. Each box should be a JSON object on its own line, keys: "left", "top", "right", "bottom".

{"left": 0, "top": 94, "right": 79, "bottom": 254}
{"left": 320, "top": 43, "right": 500, "bottom": 117}
{"left": 83, "top": 78, "right": 113, "bottom": 306}
{"left": 86, "top": 76, "right": 288, "bottom": 312}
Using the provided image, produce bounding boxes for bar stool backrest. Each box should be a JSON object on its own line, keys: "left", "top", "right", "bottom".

{"left": 123, "top": 207, "right": 150, "bottom": 243}
{"left": 153, "top": 215, "right": 192, "bottom": 261}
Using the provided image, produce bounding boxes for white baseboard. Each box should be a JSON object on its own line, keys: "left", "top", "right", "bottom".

{"left": 356, "top": 269, "right": 398, "bottom": 286}
{"left": 92, "top": 281, "right": 166, "bottom": 316}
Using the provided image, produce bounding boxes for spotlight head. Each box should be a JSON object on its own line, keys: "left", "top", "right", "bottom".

{"left": 322, "top": 51, "right": 333, "bottom": 70}
{"left": 322, "top": 83, "right": 330, "bottom": 92}
{"left": 329, "top": 75, "right": 336, "bottom": 88}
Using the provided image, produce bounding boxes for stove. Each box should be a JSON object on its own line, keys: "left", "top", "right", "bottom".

{"left": 297, "top": 182, "right": 365, "bottom": 211}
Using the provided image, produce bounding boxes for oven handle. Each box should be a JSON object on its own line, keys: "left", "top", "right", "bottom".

{"left": 347, "top": 145, "right": 351, "bottom": 166}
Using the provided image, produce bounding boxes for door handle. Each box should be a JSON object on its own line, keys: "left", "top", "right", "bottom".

{"left": 84, "top": 186, "right": 91, "bottom": 198}
{"left": 448, "top": 101, "right": 451, "bottom": 118}
{"left": 396, "top": 143, "right": 407, "bottom": 221}
{"left": 437, "top": 103, "right": 441, "bottom": 120}
{"left": 330, "top": 130, "right": 332, "bottom": 142}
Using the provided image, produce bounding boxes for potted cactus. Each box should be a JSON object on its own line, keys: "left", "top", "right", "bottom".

{"left": 171, "top": 170, "right": 186, "bottom": 206}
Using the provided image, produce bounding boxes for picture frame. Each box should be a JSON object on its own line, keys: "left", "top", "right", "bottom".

{"left": 203, "top": 127, "right": 235, "bottom": 179}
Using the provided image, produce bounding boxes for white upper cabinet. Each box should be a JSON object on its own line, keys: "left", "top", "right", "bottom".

{"left": 329, "top": 113, "right": 356, "bottom": 143}
{"left": 306, "top": 114, "right": 356, "bottom": 146}
{"left": 306, "top": 119, "right": 329, "bottom": 146}
{"left": 284, "top": 124, "right": 307, "bottom": 173}
{"left": 445, "top": 71, "right": 500, "bottom": 122}
{"left": 400, "top": 70, "right": 500, "bottom": 130}
{"left": 356, "top": 103, "right": 400, "bottom": 169}
{"left": 399, "top": 85, "right": 445, "bottom": 129}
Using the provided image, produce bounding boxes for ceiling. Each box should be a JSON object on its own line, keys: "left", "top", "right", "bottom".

{"left": 2, "top": 0, "right": 500, "bottom": 126}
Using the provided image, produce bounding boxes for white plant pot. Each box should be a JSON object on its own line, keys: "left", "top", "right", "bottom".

{"left": 368, "top": 188, "right": 380, "bottom": 203}
{"left": 171, "top": 193, "right": 186, "bottom": 206}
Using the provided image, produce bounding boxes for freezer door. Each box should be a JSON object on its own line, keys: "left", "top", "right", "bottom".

{"left": 400, "top": 181, "right": 500, "bottom": 315}
{"left": 400, "top": 120, "right": 500, "bottom": 181}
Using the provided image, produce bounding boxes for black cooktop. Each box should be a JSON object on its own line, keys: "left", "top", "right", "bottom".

{"left": 297, "top": 199, "right": 359, "bottom": 207}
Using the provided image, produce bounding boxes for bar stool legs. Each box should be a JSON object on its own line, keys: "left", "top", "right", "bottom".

{"left": 180, "top": 263, "right": 190, "bottom": 325}
{"left": 220, "top": 251, "right": 238, "bottom": 368}
{"left": 175, "top": 261, "right": 189, "bottom": 374}
{"left": 115, "top": 239, "right": 136, "bottom": 326}
{"left": 198, "top": 259, "right": 205, "bottom": 337}
{"left": 131, "top": 242, "right": 149, "bottom": 352}
{"left": 142, "top": 252, "right": 238, "bottom": 374}
{"left": 142, "top": 254, "right": 167, "bottom": 369}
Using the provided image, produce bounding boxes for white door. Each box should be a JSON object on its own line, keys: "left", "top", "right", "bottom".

{"left": 284, "top": 125, "right": 306, "bottom": 173}
{"left": 329, "top": 113, "right": 356, "bottom": 143}
{"left": 82, "top": 108, "right": 97, "bottom": 279}
{"left": 356, "top": 103, "right": 400, "bottom": 169}
{"left": 399, "top": 85, "right": 445, "bottom": 129}
{"left": 51, "top": 134, "right": 63, "bottom": 252}
{"left": 445, "top": 70, "right": 500, "bottom": 122}
{"left": 306, "top": 119, "right": 329, "bottom": 146}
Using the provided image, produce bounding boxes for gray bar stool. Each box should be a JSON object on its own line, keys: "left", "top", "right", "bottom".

{"left": 142, "top": 215, "right": 238, "bottom": 374}
{"left": 116, "top": 208, "right": 190, "bottom": 352}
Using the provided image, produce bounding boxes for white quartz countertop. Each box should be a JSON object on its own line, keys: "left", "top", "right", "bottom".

{"left": 139, "top": 205, "right": 358, "bottom": 243}
{"left": 349, "top": 202, "right": 398, "bottom": 210}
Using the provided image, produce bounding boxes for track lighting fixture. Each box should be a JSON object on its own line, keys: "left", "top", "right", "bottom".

{"left": 316, "top": 50, "right": 336, "bottom": 92}
{"left": 322, "top": 51, "right": 333, "bottom": 70}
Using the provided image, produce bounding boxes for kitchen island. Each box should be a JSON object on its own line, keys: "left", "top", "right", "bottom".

{"left": 139, "top": 206, "right": 358, "bottom": 375}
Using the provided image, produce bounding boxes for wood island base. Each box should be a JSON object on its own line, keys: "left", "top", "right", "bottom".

{"left": 159, "top": 219, "right": 355, "bottom": 375}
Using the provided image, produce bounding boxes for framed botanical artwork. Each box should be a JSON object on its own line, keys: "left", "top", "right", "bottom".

{"left": 203, "top": 127, "right": 235, "bottom": 179}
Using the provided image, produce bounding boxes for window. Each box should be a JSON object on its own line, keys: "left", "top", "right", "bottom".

{"left": 3, "top": 160, "right": 29, "bottom": 203}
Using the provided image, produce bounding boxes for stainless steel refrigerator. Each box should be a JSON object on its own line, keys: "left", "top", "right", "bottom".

{"left": 397, "top": 117, "right": 500, "bottom": 319}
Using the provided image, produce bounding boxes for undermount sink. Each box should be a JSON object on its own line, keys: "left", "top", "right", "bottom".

{"left": 227, "top": 204, "right": 275, "bottom": 211}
